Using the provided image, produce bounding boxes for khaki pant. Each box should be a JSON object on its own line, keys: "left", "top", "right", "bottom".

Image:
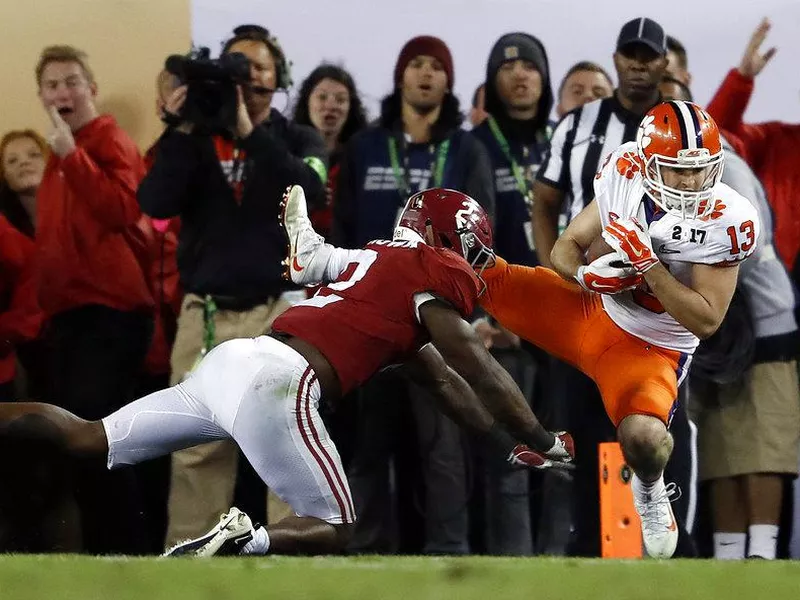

{"left": 164, "top": 293, "right": 293, "bottom": 548}
{"left": 691, "top": 360, "right": 800, "bottom": 481}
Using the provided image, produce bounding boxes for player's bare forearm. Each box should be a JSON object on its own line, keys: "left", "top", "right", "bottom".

{"left": 644, "top": 262, "right": 737, "bottom": 339}
{"left": 469, "top": 360, "right": 555, "bottom": 451}
{"left": 551, "top": 199, "right": 603, "bottom": 281}
{"left": 420, "top": 301, "right": 555, "bottom": 451}
{"left": 551, "top": 235, "right": 585, "bottom": 281}
{"left": 403, "top": 345, "right": 495, "bottom": 434}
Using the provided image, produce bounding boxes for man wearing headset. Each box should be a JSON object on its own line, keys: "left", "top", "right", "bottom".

{"left": 137, "top": 24, "right": 328, "bottom": 551}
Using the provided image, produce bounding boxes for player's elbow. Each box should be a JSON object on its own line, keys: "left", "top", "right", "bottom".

{"left": 692, "top": 314, "right": 723, "bottom": 340}
{"left": 550, "top": 236, "right": 579, "bottom": 280}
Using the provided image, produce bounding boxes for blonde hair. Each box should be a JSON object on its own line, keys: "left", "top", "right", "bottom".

{"left": 35, "top": 44, "right": 95, "bottom": 86}
{"left": 0, "top": 129, "right": 48, "bottom": 185}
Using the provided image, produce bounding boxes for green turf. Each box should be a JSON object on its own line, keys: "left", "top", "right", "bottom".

{"left": 0, "top": 555, "right": 798, "bottom": 600}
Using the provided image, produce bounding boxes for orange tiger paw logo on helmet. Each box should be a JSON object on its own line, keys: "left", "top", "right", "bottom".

{"left": 615, "top": 152, "right": 643, "bottom": 180}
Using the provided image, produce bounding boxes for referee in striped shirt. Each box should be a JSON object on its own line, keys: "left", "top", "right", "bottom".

{"left": 529, "top": 17, "right": 698, "bottom": 558}
{"left": 533, "top": 17, "right": 667, "bottom": 262}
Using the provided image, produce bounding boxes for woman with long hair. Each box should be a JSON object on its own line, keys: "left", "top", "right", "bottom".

{"left": 0, "top": 129, "right": 47, "bottom": 400}
{"left": 293, "top": 63, "right": 367, "bottom": 238}
{"left": 0, "top": 129, "right": 47, "bottom": 239}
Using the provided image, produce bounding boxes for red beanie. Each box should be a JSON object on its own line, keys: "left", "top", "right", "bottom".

{"left": 393, "top": 35, "right": 454, "bottom": 88}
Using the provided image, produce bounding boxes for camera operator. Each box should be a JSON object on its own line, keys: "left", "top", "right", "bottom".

{"left": 137, "top": 24, "right": 327, "bottom": 551}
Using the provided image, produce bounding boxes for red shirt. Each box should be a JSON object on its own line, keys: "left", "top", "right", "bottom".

{"left": 35, "top": 115, "right": 153, "bottom": 317}
{"left": 0, "top": 215, "right": 43, "bottom": 383}
{"left": 273, "top": 240, "right": 480, "bottom": 395}
{"left": 142, "top": 137, "right": 183, "bottom": 375}
{"left": 707, "top": 69, "right": 800, "bottom": 269}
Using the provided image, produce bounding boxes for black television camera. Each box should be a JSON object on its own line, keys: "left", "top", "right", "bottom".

{"left": 164, "top": 47, "right": 250, "bottom": 135}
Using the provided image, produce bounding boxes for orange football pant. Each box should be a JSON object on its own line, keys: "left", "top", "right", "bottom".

{"left": 479, "top": 257, "right": 689, "bottom": 426}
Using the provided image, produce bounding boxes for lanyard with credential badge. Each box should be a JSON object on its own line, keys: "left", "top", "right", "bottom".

{"left": 487, "top": 115, "right": 536, "bottom": 209}
{"left": 388, "top": 137, "right": 450, "bottom": 203}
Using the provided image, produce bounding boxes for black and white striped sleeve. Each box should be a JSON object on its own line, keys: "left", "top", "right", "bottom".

{"left": 536, "top": 113, "right": 575, "bottom": 191}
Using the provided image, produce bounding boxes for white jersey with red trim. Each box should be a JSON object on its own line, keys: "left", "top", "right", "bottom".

{"left": 592, "top": 141, "right": 760, "bottom": 353}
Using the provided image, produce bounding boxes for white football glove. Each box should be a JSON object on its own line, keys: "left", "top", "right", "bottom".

{"left": 601, "top": 217, "right": 660, "bottom": 273}
{"left": 575, "top": 253, "right": 643, "bottom": 294}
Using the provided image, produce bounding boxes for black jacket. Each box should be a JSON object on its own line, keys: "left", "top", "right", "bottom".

{"left": 138, "top": 110, "right": 326, "bottom": 301}
{"left": 333, "top": 93, "right": 494, "bottom": 248}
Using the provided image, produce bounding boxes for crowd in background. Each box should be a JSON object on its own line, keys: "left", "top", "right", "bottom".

{"left": 0, "top": 14, "right": 798, "bottom": 561}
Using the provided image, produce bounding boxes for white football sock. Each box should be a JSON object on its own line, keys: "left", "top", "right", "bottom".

{"left": 632, "top": 473, "right": 665, "bottom": 500}
{"left": 747, "top": 524, "right": 778, "bottom": 560}
{"left": 713, "top": 532, "right": 746, "bottom": 560}
{"left": 242, "top": 526, "right": 271, "bottom": 555}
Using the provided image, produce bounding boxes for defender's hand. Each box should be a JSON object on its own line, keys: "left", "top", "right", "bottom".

{"left": 507, "top": 432, "right": 575, "bottom": 470}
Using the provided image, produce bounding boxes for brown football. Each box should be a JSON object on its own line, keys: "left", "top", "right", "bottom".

{"left": 585, "top": 236, "right": 629, "bottom": 268}
{"left": 585, "top": 235, "right": 615, "bottom": 263}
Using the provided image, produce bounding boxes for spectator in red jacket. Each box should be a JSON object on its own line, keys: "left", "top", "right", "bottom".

{"left": 707, "top": 18, "right": 800, "bottom": 275}
{"left": 0, "top": 129, "right": 48, "bottom": 400}
{"left": 0, "top": 215, "right": 42, "bottom": 401}
{"left": 35, "top": 44, "right": 154, "bottom": 555}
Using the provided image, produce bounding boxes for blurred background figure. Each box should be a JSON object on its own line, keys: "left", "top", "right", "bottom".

{"left": 470, "top": 32, "right": 553, "bottom": 555}
{"left": 0, "top": 130, "right": 45, "bottom": 239}
{"left": 34, "top": 44, "right": 154, "bottom": 554}
{"left": 707, "top": 18, "right": 800, "bottom": 292}
{"left": 333, "top": 34, "right": 493, "bottom": 555}
{"left": 665, "top": 35, "right": 692, "bottom": 86}
{"left": 293, "top": 63, "right": 368, "bottom": 240}
{"left": 0, "top": 129, "right": 49, "bottom": 401}
{"left": 469, "top": 83, "right": 488, "bottom": 128}
{"left": 555, "top": 61, "right": 613, "bottom": 118}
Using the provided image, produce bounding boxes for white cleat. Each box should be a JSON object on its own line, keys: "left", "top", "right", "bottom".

{"left": 634, "top": 482, "right": 680, "bottom": 558}
{"left": 279, "top": 185, "right": 326, "bottom": 286}
{"left": 162, "top": 507, "right": 255, "bottom": 558}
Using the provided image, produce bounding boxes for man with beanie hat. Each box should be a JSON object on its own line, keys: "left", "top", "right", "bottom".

{"left": 333, "top": 34, "right": 494, "bottom": 555}
{"left": 475, "top": 32, "right": 553, "bottom": 268}
{"left": 470, "top": 31, "right": 553, "bottom": 556}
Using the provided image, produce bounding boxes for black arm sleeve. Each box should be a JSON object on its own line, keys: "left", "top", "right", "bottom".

{"left": 137, "top": 130, "right": 205, "bottom": 219}
{"left": 239, "top": 124, "right": 328, "bottom": 211}
{"left": 331, "top": 140, "right": 358, "bottom": 248}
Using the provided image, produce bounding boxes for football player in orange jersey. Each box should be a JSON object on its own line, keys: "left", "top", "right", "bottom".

{"left": 478, "top": 101, "right": 759, "bottom": 558}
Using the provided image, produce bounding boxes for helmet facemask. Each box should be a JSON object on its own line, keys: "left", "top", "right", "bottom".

{"left": 643, "top": 147, "right": 724, "bottom": 220}
{"left": 424, "top": 222, "right": 496, "bottom": 296}
{"left": 457, "top": 229, "right": 495, "bottom": 296}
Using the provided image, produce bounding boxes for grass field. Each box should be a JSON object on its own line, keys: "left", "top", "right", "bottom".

{"left": 1, "top": 555, "right": 799, "bottom": 600}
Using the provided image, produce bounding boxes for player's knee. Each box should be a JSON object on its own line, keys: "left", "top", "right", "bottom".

{"left": 617, "top": 414, "right": 670, "bottom": 460}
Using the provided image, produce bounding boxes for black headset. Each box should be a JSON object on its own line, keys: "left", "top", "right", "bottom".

{"left": 221, "top": 24, "right": 293, "bottom": 90}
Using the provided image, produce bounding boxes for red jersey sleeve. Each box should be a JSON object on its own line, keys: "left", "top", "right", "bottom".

{"left": 421, "top": 247, "right": 481, "bottom": 319}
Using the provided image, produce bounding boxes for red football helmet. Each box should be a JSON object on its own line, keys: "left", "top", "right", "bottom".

{"left": 394, "top": 188, "right": 495, "bottom": 281}
{"left": 636, "top": 100, "right": 724, "bottom": 219}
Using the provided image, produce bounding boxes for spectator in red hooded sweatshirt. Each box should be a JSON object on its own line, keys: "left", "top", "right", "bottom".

{"left": 0, "top": 130, "right": 47, "bottom": 400}
{"left": 707, "top": 18, "right": 800, "bottom": 281}
{"left": 34, "top": 44, "right": 154, "bottom": 554}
